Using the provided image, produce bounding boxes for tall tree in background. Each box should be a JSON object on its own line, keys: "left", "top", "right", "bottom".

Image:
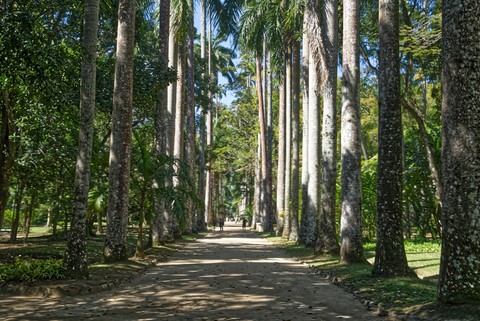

{"left": 289, "top": 38, "right": 300, "bottom": 241}
{"left": 438, "top": 0, "right": 480, "bottom": 304}
{"left": 339, "top": 0, "right": 363, "bottom": 263}
{"left": 103, "top": 0, "right": 136, "bottom": 262}
{"left": 64, "top": 0, "right": 100, "bottom": 277}
{"left": 316, "top": 0, "right": 340, "bottom": 254}
{"left": 152, "top": 0, "right": 171, "bottom": 245}
{"left": 372, "top": 0, "right": 410, "bottom": 276}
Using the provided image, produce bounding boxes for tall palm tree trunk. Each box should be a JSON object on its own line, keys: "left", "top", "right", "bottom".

{"left": 104, "top": 0, "right": 136, "bottom": 263}
{"left": 340, "top": 0, "right": 364, "bottom": 264}
{"left": 256, "top": 55, "right": 273, "bottom": 232}
{"left": 276, "top": 72, "right": 286, "bottom": 235}
{"left": 438, "top": 0, "right": 480, "bottom": 303}
{"left": 65, "top": 0, "right": 99, "bottom": 277}
{"left": 372, "top": 0, "right": 410, "bottom": 276}
{"left": 300, "top": 24, "right": 310, "bottom": 243}
{"left": 152, "top": 0, "right": 170, "bottom": 245}
{"left": 283, "top": 46, "right": 292, "bottom": 238}
{"left": 290, "top": 40, "right": 301, "bottom": 241}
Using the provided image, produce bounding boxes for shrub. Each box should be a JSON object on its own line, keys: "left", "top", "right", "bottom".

{"left": 0, "top": 258, "right": 66, "bottom": 283}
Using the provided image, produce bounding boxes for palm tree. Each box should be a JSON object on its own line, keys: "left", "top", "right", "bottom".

{"left": 64, "top": 0, "right": 100, "bottom": 277}
{"left": 315, "top": 0, "right": 340, "bottom": 255}
{"left": 103, "top": 0, "right": 136, "bottom": 262}
{"left": 438, "top": 0, "right": 480, "bottom": 303}
{"left": 339, "top": 0, "right": 364, "bottom": 264}
{"left": 152, "top": 0, "right": 171, "bottom": 245}
{"left": 372, "top": 0, "right": 410, "bottom": 276}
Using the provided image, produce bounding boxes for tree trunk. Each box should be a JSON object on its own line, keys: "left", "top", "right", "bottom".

{"left": 316, "top": 0, "right": 340, "bottom": 255}
{"left": 9, "top": 181, "right": 24, "bottom": 243}
{"left": 303, "top": 45, "right": 319, "bottom": 247}
{"left": 275, "top": 71, "right": 286, "bottom": 235}
{"left": 289, "top": 40, "right": 300, "bottom": 241}
{"left": 152, "top": 0, "right": 171, "bottom": 245}
{"left": 438, "top": 0, "right": 480, "bottom": 304}
{"left": 372, "top": 0, "right": 410, "bottom": 277}
{"left": 0, "top": 93, "right": 17, "bottom": 230}
{"left": 283, "top": 46, "right": 292, "bottom": 238}
{"left": 65, "top": 0, "right": 99, "bottom": 278}
{"left": 103, "top": 0, "right": 136, "bottom": 263}
{"left": 135, "top": 191, "right": 145, "bottom": 258}
{"left": 185, "top": 2, "right": 198, "bottom": 233}
{"left": 300, "top": 22, "right": 310, "bottom": 243}
{"left": 256, "top": 55, "right": 273, "bottom": 232}
{"left": 340, "top": 0, "right": 364, "bottom": 264}
{"left": 173, "top": 39, "right": 186, "bottom": 234}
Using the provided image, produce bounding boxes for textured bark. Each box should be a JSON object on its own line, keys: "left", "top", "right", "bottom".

{"left": 316, "top": 0, "right": 340, "bottom": 255}
{"left": 304, "top": 0, "right": 328, "bottom": 90}
{"left": 64, "top": 0, "right": 99, "bottom": 278}
{"left": 289, "top": 40, "right": 301, "bottom": 241}
{"left": 372, "top": 0, "right": 410, "bottom": 276}
{"left": 104, "top": 0, "right": 136, "bottom": 263}
{"left": 185, "top": 6, "right": 199, "bottom": 233}
{"left": 163, "top": 6, "right": 177, "bottom": 241}
{"left": 340, "top": 0, "right": 364, "bottom": 264}
{"left": 275, "top": 72, "right": 286, "bottom": 235}
{"left": 438, "top": 0, "right": 480, "bottom": 304}
{"left": 152, "top": 0, "right": 170, "bottom": 245}
{"left": 303, "top": 48, "right": 319, "bottom": 247}
{"left": 283, "top": 47, "right": 292, "bottom": 238}
{"left": 256, "top": 55, "right": 273, "bottom": 232}
{"left": 300, "top": 24, "right": 310, "bottom": 243}
{"left": 173, "top": 40, "right": 186, "bottom": 234}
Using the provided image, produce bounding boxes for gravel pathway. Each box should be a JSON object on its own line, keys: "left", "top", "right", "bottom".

{"left": 0, "top": 222, "right": 381, "bottom": 321}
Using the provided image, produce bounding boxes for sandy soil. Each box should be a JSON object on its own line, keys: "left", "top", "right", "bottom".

{"left": 0, "top": 222, "right": 381, "bottom": 321}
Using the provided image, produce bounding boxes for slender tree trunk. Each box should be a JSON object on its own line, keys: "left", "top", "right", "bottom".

{"left": 276, "top": 71, "right": 286, "bottom": 235}
{"left": 372, "top": 0, "right": 410, "bottom": 276}
{"left": 185, "top": 2, "right": 198, "bottom": 233}
{"left": 303, "top": 46, "right": 319, "bottom": 247}
{"left": 438, "top": 0, "right": 480, "bottom": 303}
{"left": 253, "top": 135, "right": 261, "bottom": 229}
{"left": 103, "top": 0, "right": 136, "bottom": 263}
{"left": 198, "top": 0, "right": 207, "bottom": 230}
{"left": 152, "top": 0, "right": 170, "bottom": 245}
{"left": 255, "top": 55, "right": 273, "bottom": 232}
{"left": 163, "top": 7, "right": 177, "bottom": 241}
{"left": 316, "top": 0, "right": 340, "bottom": 255}
{"left": 135, "top": 191, "right": 145, "bottom": 258}
{"left": 340, "top": 0, "right": 364, "bottom": 264}
{"left": 283, "top": 46, "right": 292, "bottom": 238}
{"left": 10, "top": 181, "right": 24, "bottom": 243}
{"left": 300, "top": 23, "right": 310, "bottom": 242}
{"left": 0, "top": 94, "right": 16, "bottom": 230}
{"left": 289, "top": 40, "right": 301, "bottom": 241}
{"left": 65, "top": 0, "right": 99, "bottom": 278}
{"left": 173, "top": 39, "right": 186, "bottom": 235}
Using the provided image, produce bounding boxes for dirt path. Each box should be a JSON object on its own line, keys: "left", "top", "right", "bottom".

{"left": 0, "top": 222, "right": 381, "bottom": 321}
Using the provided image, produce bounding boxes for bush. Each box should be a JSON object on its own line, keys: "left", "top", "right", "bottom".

{"left": 0, "top": 258, "right": 65, "bottom": 283}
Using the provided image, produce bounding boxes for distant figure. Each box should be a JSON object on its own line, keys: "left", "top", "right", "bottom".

{"left": 242, "top": 218, "right": 247, "bottom": 231}
{"left": 212, "top": 218, "right": 217, "bottom": 231}
{"left": 219, "top": 218, "right": 224, "bottom": 231}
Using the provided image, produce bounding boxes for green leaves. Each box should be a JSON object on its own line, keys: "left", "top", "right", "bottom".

{"left": 0, "top": 258, "right": 66, "bottom": 284}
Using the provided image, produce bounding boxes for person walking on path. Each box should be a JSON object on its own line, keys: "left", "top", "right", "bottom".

{"left": 219, "top": 218, "right": 224, "bottom": 231}
{"left": 242, "top": 217, "right": 247, "bottom": 231}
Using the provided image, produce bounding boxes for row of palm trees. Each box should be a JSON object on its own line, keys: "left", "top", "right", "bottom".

{"left": 64, "top": 0, "right": 479, "bottom": 304}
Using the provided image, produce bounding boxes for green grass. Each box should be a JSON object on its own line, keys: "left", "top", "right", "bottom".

{"left": 266, "top": 234, "right": 442, "bottom": 315}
